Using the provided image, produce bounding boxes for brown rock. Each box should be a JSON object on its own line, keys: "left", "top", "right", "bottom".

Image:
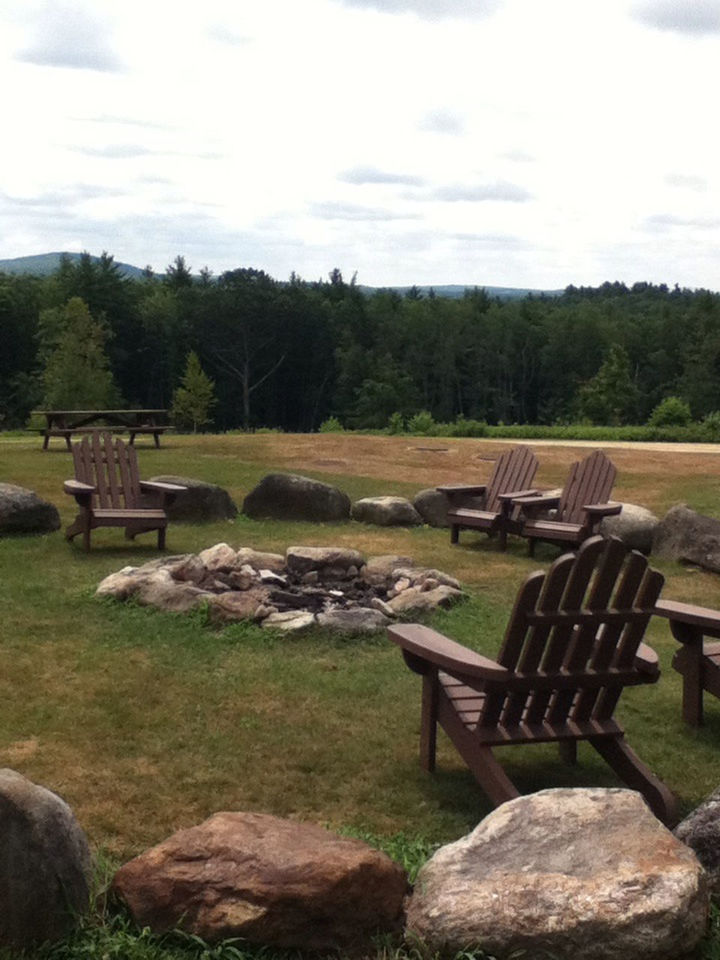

{"left": 112, "top": 811, "right": 407, "bottom": 950}
{"left": 207, "top": 587, "right": 271, "bottom": 623}
{"left": 235, "top": 548, "right": 286, "bottom": 573}
{"left": 407, "top": 788, "right": 707, "bottom": 960}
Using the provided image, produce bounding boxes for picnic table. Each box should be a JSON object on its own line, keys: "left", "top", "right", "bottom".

{"left": 37, "top": 409, "right": 170, "bottom": 450}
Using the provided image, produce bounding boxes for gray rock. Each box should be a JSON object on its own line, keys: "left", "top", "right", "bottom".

{"left": 653, "top": 504, "right": 720, "bottom": 572}
{"left": 135, "top": 570, "right": 212, "bottom": 613}
{"left": 286, "top": 546, "right": 365, "bottom": 575}
{"left": 149, "top": 475, "right": 237, "bottom": 522}
{"left": 413, "top": 488, "right": 450, "bottom": 528}
{"left": 600, "top": 502, "right": 658, "bottom": 555}
{"left": 388, "top": 584, "right": 463, "bottom": 613}
{"left": 316, "top": 607, "right": 390, "bottom": 633}
{"left": 243, "top": 473, "right": 350, "bottom": 522}
{"left": 261, "top": 610, "right": 317, "bottom": 631}
{"left": 675, "top": 786, "right": 720, "bottom": 896}
{"left": 0, "top": 483, "right": 60, "bottom": 535}
{"left": 365, "top": 555, "right": 415, "bottom": 577}
{"left": 407, "top": 788, "right": 707, "bottom": 960}
{"left": 198, "top": 542, "right": 237, "bottom": 571}
{"left": 351, "top": 496, "right": 422, "bottom": 527}
{"left": 0, "top": 769, "right": 92, "bottom": 948}
{"left": 235, "top": 547, "right": 286, "bottom": 573}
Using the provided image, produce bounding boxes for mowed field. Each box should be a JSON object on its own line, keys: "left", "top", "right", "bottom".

{"left": 2, "top": 431, "right": 720, "bottom": 863}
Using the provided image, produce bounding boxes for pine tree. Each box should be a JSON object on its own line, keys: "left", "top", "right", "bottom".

{"left": 171, "top": 351, "right": 216, "bottom": 432}
{"left": 41, "top": 297, "right": 121, "bottom": 409}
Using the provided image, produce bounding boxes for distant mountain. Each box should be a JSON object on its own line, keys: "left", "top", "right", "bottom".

{"left": 0, "top": 252, "right": 146, "bottom": 279}
{"left": 359, "top": 284, "right": 563, "bottom": 300}
{"left": 0, "top": 253, "right": 563, "bottom": 299}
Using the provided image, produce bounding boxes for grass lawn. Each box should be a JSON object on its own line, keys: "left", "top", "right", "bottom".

{"left": 2, "top": 432, "right": 720, "bottom": 958}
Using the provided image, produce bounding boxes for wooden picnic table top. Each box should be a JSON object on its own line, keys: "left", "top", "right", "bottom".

{"left": 38, "top": 409, "right": 168, "bottom": 416}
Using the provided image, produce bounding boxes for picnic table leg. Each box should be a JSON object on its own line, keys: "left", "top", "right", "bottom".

{"left": 65, "top": 433, "right": 72, "bottom": 451}
{"left": 42, "top": 433, "right": 49, "bottom": 451}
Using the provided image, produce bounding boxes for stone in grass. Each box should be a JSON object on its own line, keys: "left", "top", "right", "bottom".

{"left": 149, "top": 475, "right": 238, "bottom": 522}
{"left": 351, "top": 496, "right": 422, "bottom": 527}
{"left": 675, "top": 785, "right": 720, "bottom": 897}
{"left": 413, "top": 488, "right": 451, "bottom": 528}
{"left": 111, "top": 811, "right": 408, "bottom": 951}
{"left": 0, "top": 483, "right": 60, "bottom": 535}
{"left": 243, "top": 473, "right": 351, "bottom": 522}
{"left": 0, "top": 769, "right": 92, "bottom": 949}
{"left": 406, "top": 788, "right": 707, "bottom": 960}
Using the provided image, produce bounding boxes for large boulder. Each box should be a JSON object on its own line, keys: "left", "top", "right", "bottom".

{"left": 600, "top": 502, "right": 659, "bottom": 555}
{"left": 653, "top": 504, "right": 720, "bottom": 572}
{"left": 112, "top": 811, "right": 407, "bottom": 950}
{"left": 675, "top": 786, "right": 720, "bottom": 897}
{"left": 243, "top": 474, "right": 350, "bottom": 523}
{"left": 149, "top": 475, "right": 238, "bottom": 522}
{"left": 351, "top": 496, "right": 422, "bottom": 527}
{"left": 406, "top": 788, "right": 707, "bottom": 960}
{"left": 413, "top": 488, "right": 450, "bottom": 528}
{"left": 0, "top": 769, "right": 92, "bottom": 948}
{"left": 0, "top": 483, "right": 60, "bottom": 535}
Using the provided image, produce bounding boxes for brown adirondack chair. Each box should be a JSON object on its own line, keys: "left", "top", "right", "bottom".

{"left": 514, "top": 449, "right": 621, "bottom": 556}
{"left": 438, "top": 445, "right": 539, "bottom": 550}
{"left": 388, "top": 536, "right": 677, "bottom": 825}
{"left": 63, "top": 431, "right": 184, "bottom": 551}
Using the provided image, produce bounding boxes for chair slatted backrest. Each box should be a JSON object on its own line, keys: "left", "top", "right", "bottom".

{"left": 478, "top": 537, "right": 663, "bottom": 731}
{"left": 556, "top": 450, "right": 616, "bottom": 524}
{"left": 484, "top": 446, "right": 539, "bottom": 514}
{"left": 72, "top": 432, "right": 142, "bottom": 509}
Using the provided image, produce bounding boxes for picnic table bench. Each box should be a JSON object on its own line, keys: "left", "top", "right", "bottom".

{"left": 37, "top": 410, "right": 170, "bottom": 450}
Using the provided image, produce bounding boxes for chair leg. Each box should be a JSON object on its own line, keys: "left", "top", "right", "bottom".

{"left": 590, "top": 736, "right": 678, "bottom": 826}
{"left": 158, "top": 526, "right": 166, "bottom": 550}
{"left": 465, "top": 745, "right": 522, "bottom": 808}
{"left": 450, "top": 525, "right": 459, "bottom": 545}
{"left": 420, "top": 673, "right": 438, "bottom": 772}
{"left": 528, "top": 538, "right": 536, "bottom": 557}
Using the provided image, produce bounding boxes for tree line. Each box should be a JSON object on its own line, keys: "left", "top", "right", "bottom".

{"left": 1, "top": 252, "right": 720, "bottom": 432}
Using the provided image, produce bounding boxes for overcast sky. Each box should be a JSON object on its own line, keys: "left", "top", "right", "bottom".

{"left": 1, "top": 0, "right": 718, "bottom": 290}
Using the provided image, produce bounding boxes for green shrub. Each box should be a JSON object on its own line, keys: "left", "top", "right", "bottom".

{"left": 701, "top": 411, "right": 720, "bottom": 442}
{"left": 407, "top": 410, "right": 435, "bottom": 435}
{"left": 445, "top": 416, "right": 488, "bottom": 438}
{"left": 318, "top": 416, "right": 344, "bottom": 433}
{"left": 386, "top": 411, "right": 405, "bottom": 435}
{"left": 647, "top": 396, "right": 692, "bottom": 427}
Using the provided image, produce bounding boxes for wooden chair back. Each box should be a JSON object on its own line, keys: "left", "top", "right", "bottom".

{"left": 483, "top": 536, "right": 663, "bottom": 734}
{"left": 555, "top": 450, "right": 616, "bottom": 524}
{"left": 72, "top": 432, "right": 142, "bottom": 510}
{"left": 484, "top": 445, "right": 539, "bottom": 513}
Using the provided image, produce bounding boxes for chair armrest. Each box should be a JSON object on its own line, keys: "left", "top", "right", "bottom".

{"left": 497, "top": 488, "right": 540, "bottom": 502}
{"left": 515, "top": 493, "right": 560, "bottom": 518}
{"left": 583, "top": 502, "right": 622, "bottom": 517}
{"left": 64, "top": 479, "right": 95, "bottom": 498}
{"left": 635, "top": 642, "right": 660, "bottom": 675}
{"left": 654, "top": 599, "right": 720, "bottom": 638}
{"left": 437, "top": 484, "right": 487, "bottom": 501}
{"left": 140, "top": 480, "right": 186, "bottom": 494}
{"left": 388, "top": 623, "right": 510, "bottom": 681}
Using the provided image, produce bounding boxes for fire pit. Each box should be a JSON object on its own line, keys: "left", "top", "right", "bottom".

{"left": 96, "top": 544, "right": 464, "bottom": 633}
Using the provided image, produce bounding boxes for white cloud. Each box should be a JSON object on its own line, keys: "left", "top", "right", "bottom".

{"left": 632, "top": 0, "right": 720, "bottom": 35}
{"left": 432, "top": 181, "right": 533, "bottom": 203}
{"left": 336, "top": 0, "right": 501, "bottom": 20}
{"left": 16, "top": 2, "right": 123, "bottom": 71}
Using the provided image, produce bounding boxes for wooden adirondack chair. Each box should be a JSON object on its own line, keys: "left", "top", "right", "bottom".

{"left": 64, "top": 432, "right": 184, "bottom": 551}
{"left": 438, "top": 445, "right": 539, "bottom": 550}
{"left": 514, "top": 449, "right": 621, "bottom": 556}
{"left": 388, "top": 536, "right": 677, "bottom": 825}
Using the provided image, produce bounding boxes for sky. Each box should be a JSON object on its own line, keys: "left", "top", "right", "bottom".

{"left": 0, "top": 0, "right": 719, "bottom": 291}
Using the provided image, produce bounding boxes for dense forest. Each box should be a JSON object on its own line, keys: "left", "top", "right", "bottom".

{"left": 2, "top": 252, "right": 720, "bottom": 432}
